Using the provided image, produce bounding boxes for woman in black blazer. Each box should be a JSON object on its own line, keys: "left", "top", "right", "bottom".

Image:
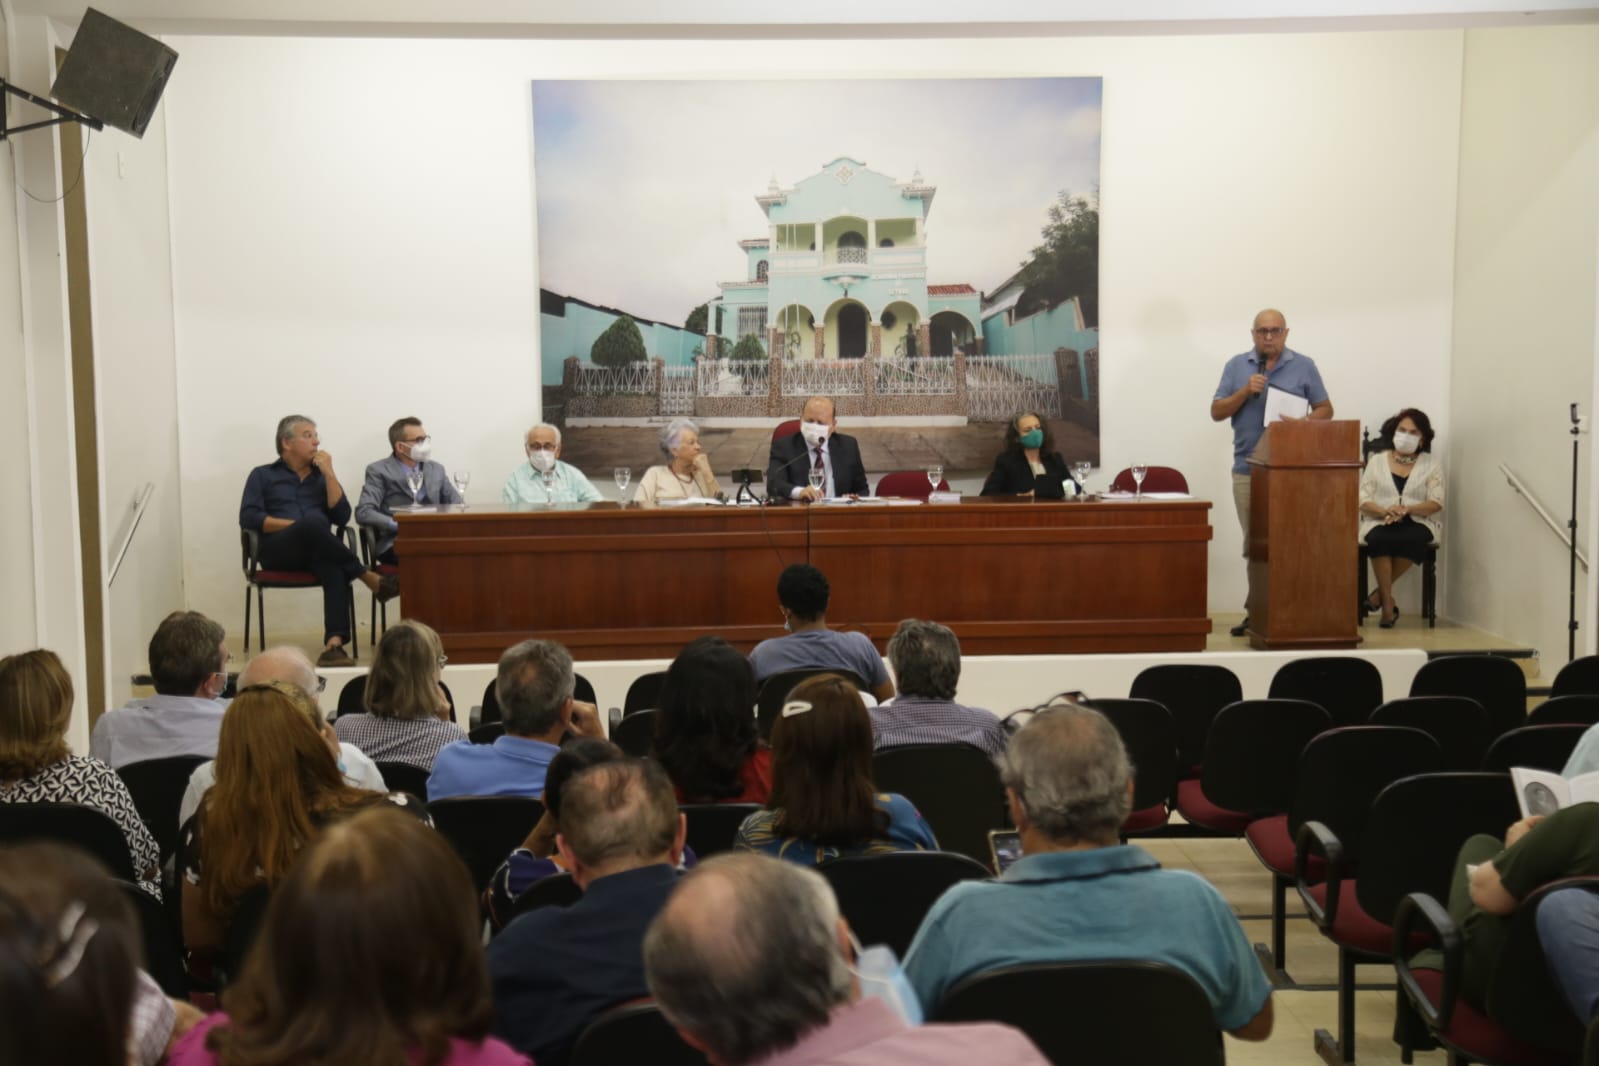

{"left": 979, "top": 411, "right": 1080, "bottom": 499}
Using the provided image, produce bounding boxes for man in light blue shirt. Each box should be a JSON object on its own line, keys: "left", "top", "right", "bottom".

{"left": 1210, "top": 309, "right": 1334, "bottom": 635}
{"left": 91, "top": 611, "right": 230, "bottom": 769}
{"left": 502, "top": 423, "right": 604, "bottom": 505}
{"left": 902, "top": 703, "right": 1274, "bottom": 1039}
{"left": 427, "top": 638, "right": 603, "bottom": 801}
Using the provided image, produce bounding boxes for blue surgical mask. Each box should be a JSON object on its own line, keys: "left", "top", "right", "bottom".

{"left": 850, "top": 936, "right": 923, "bottom": 1027}
{"left": 1019, "top": 428, "right": 1044, "bottom": 449}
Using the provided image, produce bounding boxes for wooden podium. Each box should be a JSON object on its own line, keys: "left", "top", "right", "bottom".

{"left": 1245, "top": 419, "right": 1362, "bottom": 649}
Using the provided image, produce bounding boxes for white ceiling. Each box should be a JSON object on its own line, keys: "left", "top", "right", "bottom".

{"left": 10, "top": 0, "right": 1599, "bottom": 38}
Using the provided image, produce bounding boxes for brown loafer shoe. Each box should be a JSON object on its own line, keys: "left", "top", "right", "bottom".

{"left": 376, "top": 573, "right": 401, "bottom": 603}
{"left": 317, "top": 644, "right": 354, "bottom": 667}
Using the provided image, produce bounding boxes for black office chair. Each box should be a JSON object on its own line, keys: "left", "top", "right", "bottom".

{"left": 819, "top": 851, "right": 990, "bottom": 957}
{"left": 871, "top": 743, "right": 1006, "bottom": 867}
{"left": 1268, "top": 656, "right": 1385, "bottom": 728}
{"left": 1174, "top": 699, "right": 1330, "bottom": 836}
{"left": 116, "top": 754, "right": 208, "bottom": 865}
{"left": 624, "top": 671, "right": 669, "bottom": 715}
{"left": 469, "top": 722, "right": 505, "bottom": 745}
{"left": 1528, "top": 694, "right": 1599, "bottom": 727}
{"left": 933, "top": 960, "right": 1224, "bottom": 1066}
{"left": 1481, "top": 723, "right": 1588, "bottom": 773}
{"left": 218, "top": 884, "right": 272, "bottom": 991}
{"left": 373, "top": 760, "right": 431, "bottom": 798}
{"left": 0, "top": 802, "right": 137, "bottom": 881}
{"left": 1089, "top": 697, "right": 1178, "bottom": 834}
{"left": 681, "top": 803, "right": 760, "bottom": 859}
{"left": 1128, "top": 664, "right": 1243, "bottom": 776}
{"left": 120, "top": 878, "right": 187, "bottom": 998}
{"left": 335, "top": 675, "right": 368, "bottom": 718}
{"left": 428, "top": 797, "right": 544, "bottom": 894}
{"left": 571, "top": 1002, "right": 710, "bottom": 1066}
{"left": 756, "top": 668, "right": 868, "bottom": 741}
{"left": 358, "top": 524, "right": 401, "bottom": 641}
{"left": 480, "top": 672, "right": 596, "bottom": 726}
{"left": 613, "top": 708, "right": 658, "bottom": 757}
{"left": 1553, "top": 655, "right": 1599, "bottom": 698}
{"left": 1410, "top": 654, "right": 1528, "bottom": 739}
{"left": 506, "top": 872, "right": 584, "bottom": 923}
{"left": 1371, "top": 696, "right": 1490, "bottom": 771}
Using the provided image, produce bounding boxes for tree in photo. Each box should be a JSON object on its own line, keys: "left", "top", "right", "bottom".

{"left": 591, "top": 315, "right": 647, "bottom": 367}
{"left": 730, "top": 333, "right": 766, "bottom": 362}
{"left": 684, "top": 303, "right": 708, "bottom": 334}
{"left": 1017, "top": 188, "right": 1099, "bottom": 326}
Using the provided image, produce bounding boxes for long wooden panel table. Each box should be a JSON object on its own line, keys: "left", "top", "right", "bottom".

{"left": 396, "top": 499, "right": 1213, "bottom": 662}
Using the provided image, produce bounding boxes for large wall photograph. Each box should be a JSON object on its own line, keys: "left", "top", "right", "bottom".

{"left": 531, "top": 77, "right": 1102, "bottom": 480}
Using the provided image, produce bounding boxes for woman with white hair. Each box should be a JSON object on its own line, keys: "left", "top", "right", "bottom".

{"left": 634, "top": 418, "right": 722, "bottom": 505}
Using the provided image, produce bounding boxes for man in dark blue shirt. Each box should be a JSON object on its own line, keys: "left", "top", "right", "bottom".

{"left": 239, "top": 415, "right": 398, "bottom": 666}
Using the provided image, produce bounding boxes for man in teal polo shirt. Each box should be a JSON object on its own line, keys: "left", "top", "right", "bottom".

{"left": 902, "top": 703, "right": 1274, "bottom": 1039}
{"left": 1211, "top": 309, "right": 1334, "bottom": 636}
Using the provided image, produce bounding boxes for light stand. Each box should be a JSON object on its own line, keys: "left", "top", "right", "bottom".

{"left": 1568, "top": 403, "right": 1582, "bottom": 662}
{"left": 0, "top": 80, "right": 103, "bottom": 141}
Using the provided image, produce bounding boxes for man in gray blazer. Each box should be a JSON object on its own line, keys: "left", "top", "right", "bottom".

{"left": 356, "top": 416, "right": 463, "bottom": 562}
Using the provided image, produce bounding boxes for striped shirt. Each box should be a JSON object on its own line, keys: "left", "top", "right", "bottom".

{"left": 870, "top": 696, "right": 1008, "bottom": 758}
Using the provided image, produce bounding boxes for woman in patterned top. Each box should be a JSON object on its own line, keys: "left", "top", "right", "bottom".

{"left": 0, "top": 650, "right": 162, "bottom": 898}
{"left": 181, "top": 682, "right": 426, "bottom": 954}
{"left": 333, "top": 619, "right": 465, "bottom": 769}
{"left": 734, "top": 673, "right": 937, "bottom": 866}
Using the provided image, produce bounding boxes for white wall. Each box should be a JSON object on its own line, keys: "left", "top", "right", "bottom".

{"left": 1447, "top": 24, "right": 1599, "bottom": 664}
{"left": 160, "top": 30, "right": 1466, "bottom": 633}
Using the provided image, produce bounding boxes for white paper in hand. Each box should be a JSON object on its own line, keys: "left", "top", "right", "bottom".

{"left": 1264, "top": 386, "right": 1310, "bottom": 424}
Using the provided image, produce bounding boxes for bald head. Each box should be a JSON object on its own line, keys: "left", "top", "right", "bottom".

{"left": 237, "top": 646, "right": 319, "bottom": 704}
{"left": 645, "top": 853, "right": 852, "bottom": 1065}
{"left": 1250, "top": 308, "right": 1289, "bottom": 361}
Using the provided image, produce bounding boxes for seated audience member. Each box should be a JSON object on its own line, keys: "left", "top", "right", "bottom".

{"left": 0, "top": 840, "right": 202, "bottom": 1066}
{"left": 1563, "top": 724, "right": 1599, "bottom": 777}
{"left": 873, "top": 619, "right": 1006, "bottom": 757}
{"left": 355, "top": 416, "right": 463, "bottom": 563}
{"left": 748, "top": 564, "right": 894, "bottom": 702}
{"left": 502, "top": 423, "right": 603, "bottom": 505}
{"left": 180, "top": 646, "right": 387, "bottom": 828}
{"left": 734, "top": 674, "right": 936, "bottom": 866}
{"left": 766, "top": 395, "right": 870, "bottom": 502}
{"left": 90, "top": 610, "right": 230, "bottom": 768}
{"left": 654, "top": 636, "right": 772, "bottom": 804}
{"left": 239, "top": 414, "right": 399, "bottom": 667}
{"left": 979, "top": 410, "right": 1080, "bottom": 499}
{"left": 484, "top": 737, "right": 625, "bottom": 931}
{"left": 634, "top": 418, "right": 721, "bottom": 504}
{"left": 1358, "top": 408, "right": 1444, "bottom": 628}
{"left": 428, "top": 639, "right": 601, "bottom": 801}
{"left": 0, "top": 650, "right": 161, "bottom": 898}
{"left": 902, "top": 702, "right": 1274, "bottom": 1039}
{"left": 1537, "top": 887, "right": 1599, "bottom": 1025}
{"left": 1441, "top": 804, "right": 1599, "bottom": 1024}
{"left": 333, "top": 619, "right": 465, "bottom": 771}
{"left": 645, "top": 853, "right": 1050, "bottom": 1066}
{"left": 168, "top": 806, "right": 529, "bottom": 1066}
{"left": 181, "top": 682, "right": 425, "bottom": 954}
{"left": 487, "top": 758, "right": 686, "bottom": 1065}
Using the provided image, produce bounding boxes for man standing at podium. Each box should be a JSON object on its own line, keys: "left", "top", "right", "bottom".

{"left": 1210, "top": 309, "right": 1334, "bottom": 636}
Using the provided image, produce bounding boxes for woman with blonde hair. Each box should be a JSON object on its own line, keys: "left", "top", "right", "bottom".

{"left": 181, "top": 682, "right": 424, "bottom": 953}
{"left": 333, "top": 619, "right": 464, "bottom": 769}
{"left": 0, "top": 650, "right": 161, "bottom": 898}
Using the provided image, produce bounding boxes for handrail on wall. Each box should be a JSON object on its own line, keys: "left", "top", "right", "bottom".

{"left": 107, "top": 482, "right": 154, "bottom": 586}
{"left": 1499, "top": 463, "right": 1589, "bottom": 572}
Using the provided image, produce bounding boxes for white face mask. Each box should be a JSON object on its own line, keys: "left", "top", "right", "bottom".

{"left": 800, "top": 421, "right": 829, "bottom": 448}
{"left": 528, "top": 449, "right": 557, "bottom": 474}
{"left": 850, "top": 940, "right": 923, "bottom": 1028}
{"left": 405, "top": 438, "right": 433, "bottom": 463}
{"left": 1393, "top": 431, "right": 1421, "bottom": 455}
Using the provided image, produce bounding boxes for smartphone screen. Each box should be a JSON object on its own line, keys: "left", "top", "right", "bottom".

{"left": 988, "top": 829, "right": 1022, "bottom": 874}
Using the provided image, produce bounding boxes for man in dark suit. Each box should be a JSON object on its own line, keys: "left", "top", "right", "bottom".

{"left": 766, "top": 395, "right": 869, "bottom": 501}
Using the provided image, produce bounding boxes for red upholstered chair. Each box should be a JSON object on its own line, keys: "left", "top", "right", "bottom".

{"left": 772, "top": 418, "right": 801, "bottom": 441}
{"left": 358, "top": 525, "right": 400, "bottom": 640}
{"left": 1110, "top": 466, "right": 1189, "bottom": 493}
{"left": 240, "top": 527, "right": 357, "bottom": 657}
{"left": 1173, "top": 699, "right": 1328, "bottom": 837}
{"left": 874, "top": 471, "right": 949, "bottom": 498}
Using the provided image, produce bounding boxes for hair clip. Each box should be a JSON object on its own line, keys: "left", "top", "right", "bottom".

{"left": 40, "top": 901, "right": 99, "bottom": 989}
{"left": 781, "top": 700, "right": 814, "bottom": 718}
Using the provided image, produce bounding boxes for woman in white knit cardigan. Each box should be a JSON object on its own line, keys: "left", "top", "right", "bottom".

{"left": 1358, "top": 409, "right": 1444, "bottom": 627}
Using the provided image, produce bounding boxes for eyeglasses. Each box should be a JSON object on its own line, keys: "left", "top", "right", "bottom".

{"left": 1252, "top": 327, "right": 1286, "bottom": 338}
{"left": 437, "top": 654, "right": 449, "bottom": 670}
{"left": 526, "top": 442, "right": 559, "bottom": 453}
{"left": 403, "top": 435, "right": 430, "bottom": 446}
{"left": 1001, "top": 691, "right": 1094, "bottom": 735}
{"left": 314, "top": 675, "right": 328, "bottom": 694}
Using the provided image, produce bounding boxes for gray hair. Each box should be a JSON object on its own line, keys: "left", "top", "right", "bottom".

{"left": 237, "top": 646, "right": 319, "bottom": 705}
{"left": 147, "top": 611, "right": 227, "bottom": 696}
{"left": 998, "top": 704, "right": 1131, "bottom": 845}
{"left": 275, "top": 415, "right": 314, "bottom": 457}
{"left": 495, "top": 639, "right": 574, "bottom": 737}
{"left": 886, "top": 618, "right": 961, "bottom": 700}
{"left": 559, "top": 759, "right": 679, "bottom": 869}
{"left": 658, "top": 418, "right": 698, "bottom": 458}
{"left": 525, "top": 422, "right": 562, "bottom": 447}
{"left": 645, "top": 854, "right": 851, "bottom": 1065}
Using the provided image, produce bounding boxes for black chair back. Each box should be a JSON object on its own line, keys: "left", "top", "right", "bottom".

{"left": 507, "top": 872, "right": 583, "bottom": 923}
{"left": 374, "top": 760, "right": 432, "bottom": 797}
{"left": 1409, "top": 655, "right": 1528, "bottom": 738}
{"left": 219, "top": 884, "right": 272, "bottom": 990}
{"left": 624, "top": 671, "right": 669, "bottom": 715}
{"left": 613, "top": 708, "right": 658, "bottom": 757}
{"left": 574, "top": 673, "right": 597, "bottom": 706}
{"left": 571, "top": 1002, "right": 710, "bottom": 1066}
{"left": 0, "top": 802, "right": 136, "bottom": 880}
{"left": 681, "top": 803, "right": 760, "bottom": 859}
{"left": 757, "top": 668, "right": 868, "bottom": 741}
{"left": 469, "top": 722, "right": 506, "bottom": 745}
{"left": 480, "top": 678, "right": 500, "bottom": 724}
{"left": 116, "top": 754, "right": 208, "bottom": 864}
{"left": 819, "top": 850, "right": 990, "bottom": 957}
{"left": 1090, "top": 697, "right": 1178, "bottom": 811}
{"left": 871, "top": 743, "right": 1005, "bottom": 867}
{"left": 933, "top": 960, "right": 1224, "bottom": 1066}
{"left": 428, "top": 796, "right": 545, "bottom": 893}
{"left": 1287, "top": 726, "right": 1441, "bottom": 856}
{"left": 1269, "top": 656, "right": 1385, "bottom": 728}
{"left": 1356, "top": 772, "right": 1518, "bottom": 924}
{"left": 1128, "top": 664, "right": 1243, "bottom": 773}
{"left": 1553, "top": 655, "right": 1599, "bottom": 698}
{"left": 335, "top": 675, "right": 368, "bottom": 719}
{"left": 119, "top": 879, "right": 187, "bottom": 998}
{"left": 1529, "top": 694, "right": 1599, "bottom": 728}
{"left": 1371, "top": 696, "right": 1489, "bottom": 771}
{"left": 1481, "top": 724, "right": 1588, "bottom": 773}
{"left": 1198, "top": 699, "right": 1330, "bottom": 817}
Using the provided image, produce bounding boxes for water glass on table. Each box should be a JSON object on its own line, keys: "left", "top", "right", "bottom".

{"left": 451, "top": 470, "right": 471, "bottom": 508}
{"left": 1131, "top": 463, "right": 1149, "bottom": 501}
{"left": 926, "top": 465, "right": 944, "bottom": 493}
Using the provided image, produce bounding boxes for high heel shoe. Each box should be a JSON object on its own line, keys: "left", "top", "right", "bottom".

{"left": 1360, "top": 594, "right": 1381, "bottom": 616}
{"left": 1379, "top": 606, "right": 1400, "bottom": 629}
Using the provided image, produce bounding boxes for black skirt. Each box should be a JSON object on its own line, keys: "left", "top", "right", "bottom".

{"left": 1364, "top": 518, "right": 1434, "bottom": 562}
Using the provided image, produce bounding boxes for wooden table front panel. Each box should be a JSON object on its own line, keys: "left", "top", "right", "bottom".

{"left": 396, "top": 500, "right": 1213, "bottom": 662}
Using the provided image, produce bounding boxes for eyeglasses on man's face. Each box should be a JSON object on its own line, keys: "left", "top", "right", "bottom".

{"left": 1252, "top": 327, "right": 1286, "bottom": 338}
